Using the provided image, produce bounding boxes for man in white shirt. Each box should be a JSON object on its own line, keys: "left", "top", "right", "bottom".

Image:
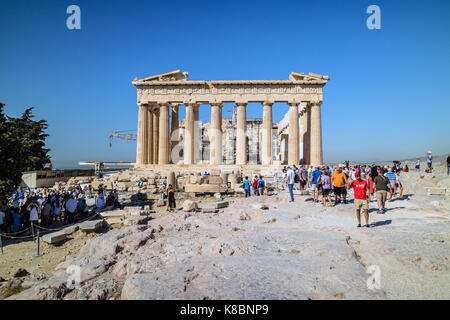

{"left": 286, "top": 166, "right": 296, "bottom": 202}
{"left": 65, "top": 196, "right": 77, "bottom": 225}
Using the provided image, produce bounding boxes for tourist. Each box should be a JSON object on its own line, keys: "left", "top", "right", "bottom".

{"left": 384, "top": 168, "right": 398, "bottom": 200}
{"left": 252, "top": 176, "right": 260, "bottom": 196}
{"left": 286, "top": 166, "right": 295, "bottom": 202}
{"left": 53, "top": 195, "right": 63, "bottom": 223}
{"left": 307, "top": 166, "right": 313, "bottom": 187}
{"left": 65, "top": 194, "right": 77, "bottom": 224}
{"left": 374, "top": 168, "right": 391, "bottom": 214}
{"left": 258, "top": 176, "right": 265, "bottom": 195}
{"left": 299, "top": 166, "right": 307, "bottom": 190}
{"left": 113, "top": 189, "right": 121, "bottom": 209}
{"left": 311, "top": 166, "right": 322, "bottom": 203}
{"left": 105, "top": 191, "right": 115, "bottom": 208}
{"left": 404, "top": 165, "right": 409, "bottom": 172}
{"left": 348, "top": 173, "right": 370, "bottom": 228}
{"left": 395, "top": 170, "right": 404, "bottom": 198}
{"left": 12, "top": 207, "right": 21, "bottom": 233}
{"left": 367, "top": 172, "right": 375, "bottom": 202}
{"left": 0, "top": 202, "right": 5, "bottom": 233}
{"left": 166, "top": 184, "right": 176, "bottom": 212}
{"left": 163, "top": 177, "right": 167, "bottom": 189}
{"left": 320, "top": 170, "right": 333, "bottom": 207}
{"left": 88, "top": 185, "right": 93, "bottom": 198}
{"left": 447, "top": 154, "right": 450, "bottom": 175}
{"left": 96, "top": 194, "right": 105, "bottom": 211}
{"left": 203, "top": 171, "right": 209, "bottom": 176}
{"left": 331, "top": 167, "right": 348, "bottom": 204}
{"left": 426, "top": 151, "right": 432, "bottom": 173}
{"left": 273, "top": 169, "right": 278, "bottom": 189}
{"left": 98, "top": 184, "right": 104, "bottom": 197}
{"left": 27, "top": 200, "right": 40, "bottom": 234}
{"left": 138, "top": 178, "right": 144, "bottom": 188}
{"left": 41, "top": 196, "right": 53, "bottom": 227}
{"left": 243, "top": 176, "right": 251, "bottom": 198}
{"left": 415, "top": 158, "right": 420, "bottom": 171}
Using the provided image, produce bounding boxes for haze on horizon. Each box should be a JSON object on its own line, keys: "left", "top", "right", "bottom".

{"left": 1, "top": 0, "right": 449, "bottom": 169}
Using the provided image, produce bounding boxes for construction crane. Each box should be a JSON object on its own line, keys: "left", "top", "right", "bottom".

{"left": 109, "top": 130, "right": 137, "bottom": 147}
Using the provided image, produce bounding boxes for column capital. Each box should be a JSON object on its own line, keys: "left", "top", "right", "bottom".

{"left": 287, "top": 102, "right": 300, "bottom": 108}
{"left": 170, "top": 103, "right": 181, "bottom": 108}
{"left": 210, "top": 102, "right": 223, "bottom": 108}
{"left": 157, "top": 102, "right": 170, "bottom": 107}
{"left": 185, "top": 102, "right": 199, "bottom": 107}
{"left": 262, "top": 100, "right": 274, "bottom": 107}
{"left": 310, "top": 100, "right": 323, "bottom": 107}
{"left": 235, "top": 102, "right": 248, "bottom": 107}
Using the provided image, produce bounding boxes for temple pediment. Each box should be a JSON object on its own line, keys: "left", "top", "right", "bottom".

{"left": 289, "top": 72, "right": 330, "bottom": 82}
{"left": 134, "top": 70, "right": 189, "bottom": 83}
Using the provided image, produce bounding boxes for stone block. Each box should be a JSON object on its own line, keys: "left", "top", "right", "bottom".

{"left": 182, "top": 200, "right": 198, "bottom": 212}
{"left": 208, "top": 176, "right": 223, "bottom": 184}
{"left": 80, "top": 220, "right": 104, "bottom": 233}
{"left": 185, "top": 184, "right": 228, "bottom": 193}
{"left": 42, "top": 231, "right": 67, "bottom": 244}
{"left": 202, "top": 206, "right": 218, "bottom": 213}
{"left": 215, "top": 201, "right": 229, "bottom": 209}
{"left": 62, "top": 225, "right": 79, "bottom": 235}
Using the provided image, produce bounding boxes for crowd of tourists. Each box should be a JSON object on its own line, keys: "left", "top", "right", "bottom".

{"left": 0, "top": 183, "right": 121, "bottom": 235}
{"left": 280, "top": 163, "right": 409, "bottom": 228}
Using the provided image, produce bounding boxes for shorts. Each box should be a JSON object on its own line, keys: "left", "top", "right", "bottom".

{"left": 312, "top": 183, "right": 319, "bottom": 191}
{"left": 376, "top": 190, "right": 387, "bottom": 203}
{"left": 333, "top": 186, "right": 347, "bottom": 196}
{"left": 427, "top": 162, "right": 432, "bottom": 168}
{"left": 354, "top": 199, "right": 369, "bottom": 210}
{"left": 322, "top": 188, "right": 331, "bottom": 196}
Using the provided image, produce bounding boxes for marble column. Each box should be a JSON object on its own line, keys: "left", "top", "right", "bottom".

{"left": 152, "top": 107, "right": 159, "bottom": 164}
{"left": 288, "top": 102, "right": 300, "bottom": 165}
{"left": 193, "top": 105, "right": 200, "bottom": 163}
{"left": 310, "top": 101, "right": 323, "bottom": 165}
{"left": 210, "top": 103, "right": 223, "bottom": 165}
{"left": 158, "top": 103, "right": 170, "bottom": 164}
{"left": 184, "top": 104, "right": 195, "bottom": 165}
{"left": 146, "top": 105, "right": 154, "bottom": 164}
{"left": 300, "top": 103, "right": 311, "bottom": 164}
{"left": 236, "top": 103, "right": 247, "bottom": 165}
{"left": 262, "top": 101, "right": 273, "bottom": 165}
{"left": 136, "top": 103, "right": 148, "bottom": 166}
{"left": 170, "top": 104, "right": 179, "bottom": 156}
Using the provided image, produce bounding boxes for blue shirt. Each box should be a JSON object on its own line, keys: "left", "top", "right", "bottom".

{"left": 312, "top": 170, "right": 322, "bottom": 184}
{"left": 243, "top": 180, "right": 250, "bottom": 190}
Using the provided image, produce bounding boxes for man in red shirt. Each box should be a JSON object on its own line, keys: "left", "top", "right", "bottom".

{"left": 349, "top": 173, "right": 370, "bottom": 228}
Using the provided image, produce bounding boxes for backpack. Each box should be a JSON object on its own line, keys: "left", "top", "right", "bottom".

{"left": 258, "top": 180, "right": 264, "bottom": 187}
{"left": 294, "top": 173, "right": 300, "bottom": 183}
{"left": 252, "top": 180, "right": 258, "bottom": 189}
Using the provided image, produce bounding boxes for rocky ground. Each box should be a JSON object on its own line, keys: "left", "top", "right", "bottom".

{"left": 2, "top": 167, "right": 449, "bottom": 300}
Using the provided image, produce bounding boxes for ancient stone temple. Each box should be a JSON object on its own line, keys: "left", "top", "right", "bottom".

{"left": 133, "top": 70, "right": 329, "bottom": 167}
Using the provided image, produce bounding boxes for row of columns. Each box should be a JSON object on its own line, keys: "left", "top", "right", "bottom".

{"left": 136, "top": 101, "right": 323, "bottom": 166}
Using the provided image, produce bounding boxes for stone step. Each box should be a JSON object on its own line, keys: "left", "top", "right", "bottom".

{"left": 80, "top": 220, "right": 104, "bottom": 233}
{"left": 42, "top": 231, "right": 67, "bottom": 244}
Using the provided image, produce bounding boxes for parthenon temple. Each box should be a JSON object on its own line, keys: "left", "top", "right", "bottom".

{"left": 133, "top": 70, "right": 329, "bottom": 168}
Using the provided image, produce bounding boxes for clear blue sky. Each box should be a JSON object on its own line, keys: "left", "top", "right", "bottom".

{"left": 1, "top": 0, "right": 449, "bottom": 168}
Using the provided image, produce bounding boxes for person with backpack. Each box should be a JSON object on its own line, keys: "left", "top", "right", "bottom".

{"left": 374, "top": 168, "right": 392, "bottom": 214}
{"left": 252, "top": 176, "right": 260, "bottom": 196}
{"left": 258, "top": 176, "right": 265, "bottom": 195}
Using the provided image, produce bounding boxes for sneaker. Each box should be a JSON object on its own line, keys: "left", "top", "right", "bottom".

{"left": 365, "top": 224, "right": 371, "bottom": 228}
{"left": 343, "top": 200, "right": 347, "bottom": 204}
{"left": 357, "top": 224, "right": 361, "bottom": 227}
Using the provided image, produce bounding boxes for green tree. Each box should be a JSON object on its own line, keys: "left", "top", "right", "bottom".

{"left": 0, "top": 103, "right": 51, "bottom": 198}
